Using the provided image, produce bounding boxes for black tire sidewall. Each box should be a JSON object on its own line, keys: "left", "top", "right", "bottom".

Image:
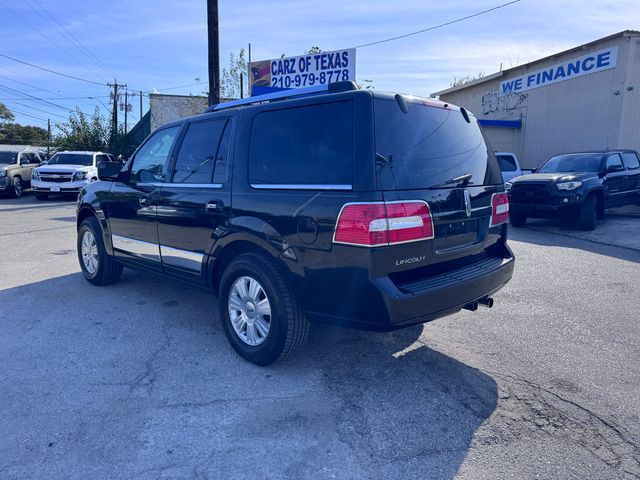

{"left": 13, "top": 178, "right": 22, "bottom": 197}
{"left": 579, "top": 196, "right": 597, "bottom": 230}
{"left": 219, "top": 255, "right": 292, "bottom": 366}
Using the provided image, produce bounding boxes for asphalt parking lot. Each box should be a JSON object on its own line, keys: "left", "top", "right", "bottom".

{"left": 1, "top": 194, "right": 639, "bottom": 480}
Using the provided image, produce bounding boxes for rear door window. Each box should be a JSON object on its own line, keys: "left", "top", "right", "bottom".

{"left": 374, "top": 98, "right": 502, "bottom": 189}
{"left": 249, "top": 101, "right": 353, "bottom": 187}
{"left": 621, "top": 152, "right": 639, "bottom": 170}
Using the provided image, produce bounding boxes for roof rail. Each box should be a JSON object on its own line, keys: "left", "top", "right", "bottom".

{"left": 208, "top": 81, "right": 358, "bottom": 112}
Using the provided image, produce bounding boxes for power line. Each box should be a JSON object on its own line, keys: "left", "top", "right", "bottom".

{"left": 0, "top": 53, "right": 105, "bottom": 86}
{"left": 353, "top": 0, "right": 521, "bottom": 49}
{"left": 25, "top": 0, "right": 121, "bottom": 82}
{"left": 8, "top": 101, "right": 68, "bottom": 119}
{"left": 0, "top": 0, "right": 108, "bottom": 84}
{"left": 4, "top": 106, "right": 48, "bottom": 122}
{"left": 0, "top": 84, "right": 74, "bottom": 112}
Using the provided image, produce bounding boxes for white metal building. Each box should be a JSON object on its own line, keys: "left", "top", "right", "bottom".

{"left": 432, "top": 30, "right": 640, "bottom": 169}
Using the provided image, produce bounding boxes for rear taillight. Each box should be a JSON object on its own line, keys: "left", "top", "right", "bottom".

{"left": 333, "top": 201, "right": 434, "bottom": 247}
{"left": 490, "top": 192, "right": 509, "bottom": 227}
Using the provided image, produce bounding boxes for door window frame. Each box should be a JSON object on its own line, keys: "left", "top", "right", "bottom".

{"left": 126, "top": 124, "right": 185, "bottom": 185}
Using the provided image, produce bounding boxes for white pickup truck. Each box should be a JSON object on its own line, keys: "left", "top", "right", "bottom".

{"left": 495, "top": 152, "right": 534, "bottom": 183}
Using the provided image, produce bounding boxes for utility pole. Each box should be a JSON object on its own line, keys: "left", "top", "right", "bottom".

{"left": 139, "top": 90, "right": 143, "bottom": 119}
{"left": 124, "top": 90, "right": 128, "bottom": 134}
{"left": 108, "top": 80, "right": 126, "bottom": 147}
{"left": 47, "top": 118, "right": 51, "bottom": 155}
{"left": 207, "top": 0, "right": 220, "bottom": 106}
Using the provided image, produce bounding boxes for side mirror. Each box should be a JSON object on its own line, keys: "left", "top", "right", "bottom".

{"left": 98, "top": 161, "right": 126, "bottom": 181}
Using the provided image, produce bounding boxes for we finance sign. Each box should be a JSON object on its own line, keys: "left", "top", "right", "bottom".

{"left": 500, "top": 46, "right": 618, "bottom": 94}
{"left": 250, "top": 48, "right": 356, "bottom": 95}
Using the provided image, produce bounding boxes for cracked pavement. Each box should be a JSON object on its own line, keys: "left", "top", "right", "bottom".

{"left": 1, "top": 195, "right": 639, "bottom": 479}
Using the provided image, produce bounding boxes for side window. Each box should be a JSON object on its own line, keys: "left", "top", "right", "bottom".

{"left": 606, "top": 154, "right": 624, "bottom": 171}
{"left": 622, "top": 152, "right": 640, "bottom": 170}
{"left": 130, "top": 126, "right": 181, "bottom": 183}
{"left": 97, "top": 154, "right": 110, "bottom": 164}
{"left": 249, "top": 101, "right": 353, "bottom": 187}
{"left": 172, "top": 119, "right": 228, "bottom": 184}
{"left": 496, "top": 155, "right": 517, "bottom": 172}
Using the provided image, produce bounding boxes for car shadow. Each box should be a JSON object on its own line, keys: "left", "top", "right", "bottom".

{"left": 0, "top": 269, "right": 497, "bottom": 480}
{"left": 509, "top": 217, "right": 640, "bottom": 264}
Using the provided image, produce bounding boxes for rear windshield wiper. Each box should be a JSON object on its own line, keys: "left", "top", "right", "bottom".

{"left": 431, "top": 173, "right": 473, "bottom": 188}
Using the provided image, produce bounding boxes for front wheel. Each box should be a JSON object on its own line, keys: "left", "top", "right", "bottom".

{"left": 77, "top": 217, "right": 123, "bottom": 285}
{"left": 219, "top": 253, "right": 309, "bottom": 366}
{"left": 579, "top": 196, "right": 597, "bottom": 231}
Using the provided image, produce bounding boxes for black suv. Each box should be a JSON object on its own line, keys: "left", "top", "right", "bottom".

{"left": 76, "top": 82, "right": 515, "bottom": 365}
{"left": 507, "top": 150, "right": 640, "bottom": 230}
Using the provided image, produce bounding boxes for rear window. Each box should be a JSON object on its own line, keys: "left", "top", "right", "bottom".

{"left": 374, "top": 98, "right": 502, "bottom": 189}
{"left": 496, "top": 154, "right": 517, "bottom": 172}
{"left": 249, "top": 101, "right": 353, "bottom": 187}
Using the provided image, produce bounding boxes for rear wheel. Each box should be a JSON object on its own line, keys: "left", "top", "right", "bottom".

{"left": 510, "top": 212, "right": 526, "bottom": 227}
{"left": 12, "top": 177, "right": 23, "bottom": 198}
{"left": 34, "top": 192, "right": 48, "bottom": 200}
{"left": 77, "top": 217, "right": 123, "bottom": 285}
{"left": 219, "top": 253, "right": 309, "bottom": 366}
{"left": 579, "top": 196, "right": 597, "bottom": 231}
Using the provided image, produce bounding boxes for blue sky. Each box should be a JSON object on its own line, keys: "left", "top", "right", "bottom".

{"left": 0, "top": 0, "right": 638, "bottom": 132}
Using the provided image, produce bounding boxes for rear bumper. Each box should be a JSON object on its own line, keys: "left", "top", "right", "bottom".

{"left": 304, "top": 245, "right": 515, "bottom": 331}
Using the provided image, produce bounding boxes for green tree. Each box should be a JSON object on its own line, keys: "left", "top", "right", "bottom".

{"left": 0, "top": 103, "right": 14, "bottom": 122}
{"left": 54, "top": 107, "right": 110, "bottom": 152}
{"left": 450, "top": 72, "right": 485, "bottom": 88}
{"left": 0, "top": 123, "right": 48, "bottom": 145}
{"left": 220, "top": 48, "right": 248, "bottom": 100}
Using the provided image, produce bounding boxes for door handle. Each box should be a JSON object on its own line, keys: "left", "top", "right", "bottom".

{"left": 139, "top": 196, "right": 149, "bottom": 206}
{"left": 206, "top": 200, "right": 222, "bottom": 211}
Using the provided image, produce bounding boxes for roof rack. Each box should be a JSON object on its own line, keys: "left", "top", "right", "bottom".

{"left": 208, "top": 81, "right": 359, "bottom": 112}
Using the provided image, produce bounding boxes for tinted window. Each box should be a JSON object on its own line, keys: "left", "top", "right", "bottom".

{"left": 622, "top": 152, "right": 639, "bottom": 170}
{"left": 0, "top": 152, "right": 17, "bottom": 164}
{"left": 374, "top": 98, "right": 502, "bottom": 189}
{"left": 97, "top": 154, "right": 110, "bottom": 163}
{"left": 48, "top": 153, "right": 93, "bottom": 166}
{"left": 173, "top": 119, "right": 228, "bottom": 184}
{"left": 249, "top": 101, "right": 353, "bottom": 186}
{"left": 130, "top": 126, "right": 180, "bottom": 183}
{"left": 496, "top": 154, "right": 517, "bottom": 172}
{"left": 538, "top": 154, "right": 602, "bottom": 173}
{"left": 606, "top": 154, "right": 624, "bottom": 170}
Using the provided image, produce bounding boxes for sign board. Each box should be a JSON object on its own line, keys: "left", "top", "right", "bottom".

{"left": 500, "top": 46, "right": 618, "bottom": 94}
{"left": 250, "top": 48, "right": 356, "bottom": 96}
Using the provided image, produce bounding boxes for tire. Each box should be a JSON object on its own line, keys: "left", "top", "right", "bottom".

{"left": 77, "top": 217, "right": 123, "bottom": 286}
{"left": 219, "top": 252, "right": 309, "bottom": 366}
{"left": 579, "top": 195, "right": 597, "bottom": 231}
{"left": 510, "top": 212, "right": 526, "bottom": 227}
{"left": 34, "top": 192, "right": 48, "bottom": 200}
{"left": 12, "top": 177, "right": 23, "bottom": 198}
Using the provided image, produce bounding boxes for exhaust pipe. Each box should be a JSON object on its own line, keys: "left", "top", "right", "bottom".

{"left": 478, "top": 297, "right": 494, "bottom": 308}
{"left": 463, "top": 302, "right": 478, "bottom": 312}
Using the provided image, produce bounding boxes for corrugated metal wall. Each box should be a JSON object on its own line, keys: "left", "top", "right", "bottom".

{"left": 438, "top": 35, "right": 636, "bottom": 169}
{"left": 618, "top": 34, "right": 640, "bottom": 150}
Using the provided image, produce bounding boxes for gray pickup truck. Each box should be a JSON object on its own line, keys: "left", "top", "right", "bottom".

{"left": 0, "top": 150, "right": 43, "bottom": 197}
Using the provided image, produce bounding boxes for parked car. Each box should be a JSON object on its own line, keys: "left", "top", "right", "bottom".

{"left": 31, "top": 151, "right": 115, "bottom": 200}
{"left": 76, "top": 82, "right": 515, "bottom": 365}
{"left": 507, "top": 150, "right": 640, "bottom": 230}
{"left": 0, "top": 149, "right": 43, "bottom": 197}
{"left": 495, "top": 152, "right": 525, "bottom": 183}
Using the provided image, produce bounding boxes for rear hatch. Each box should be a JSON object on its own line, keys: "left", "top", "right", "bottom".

{"left": 371, "top": 94, "right": 505, "bottom": 277}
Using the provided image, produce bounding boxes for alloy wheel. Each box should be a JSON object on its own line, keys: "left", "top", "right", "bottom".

{"left": 80, "top": 230, "right": 99, "bottom": 275}
{"left": 228, "top": 275, "right": 272, "bottom": 346}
